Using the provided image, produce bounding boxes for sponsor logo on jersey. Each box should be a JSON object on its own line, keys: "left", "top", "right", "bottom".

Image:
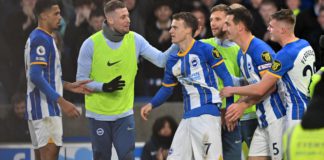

{"left": 36, "top": 57, "right": 46, "bottom": 61}
{"left": 212, "top": 47, "right": 221, "bottom": 59}
{"left": 36, "top": 46, "right": 46, "bottom": 56}
{"left": 261, "top": 51, "right": 272, "bottom": 62}
{"left": 271, "top": 60, "right": 282, "bottom": 72}
{"left": 107, "top": 60, "right": 121, "bottom": 66}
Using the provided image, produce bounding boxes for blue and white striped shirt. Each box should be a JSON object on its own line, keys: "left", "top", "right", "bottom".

{"left": 24, "top": 28, "right": 63, "bottom": 120}
{"left": 237, "top": 37, "right": 286, "bottom": 128}
{"left": 269, "top": 39, "right": 315, "bottom": 121}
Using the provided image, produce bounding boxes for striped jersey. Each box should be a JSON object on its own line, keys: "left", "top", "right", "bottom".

{"left": 24, "top": 28, "right": 63, "bottom": 120}
{"left": 269, "top": 39, "right": 315, "bottom": 121}
{"left": 163, "top": 40, "right": 233, "bottom": 118}
{"left": 237, "top": 36, "right": 286, "bottom": 128}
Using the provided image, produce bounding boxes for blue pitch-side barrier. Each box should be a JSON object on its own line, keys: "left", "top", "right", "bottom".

{"left": 0, "top": 142, "right": 145, "bottom": 160}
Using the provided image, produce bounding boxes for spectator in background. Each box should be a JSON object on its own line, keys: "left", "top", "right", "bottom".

{"left": 122, "top": 0, "right": 153, "bottom": 37}
{"left": 143, "top": 1, "right": 172, "bottom": 96}
{"left": 308, "top": 7, "right": 324, "bottom": 68}
{"left": 258, "top": 0, "right": 281, "bottom": 51}
{"left": 286, "top": 0, "right": 301, "bottom": 16}
{"left": 192, "top": 7, "right": 213, "bottom": 39}
{"left": 63, "top": 0, "right": 93, "bottom": 102}
{"left": 1, "top": 92, "right": 30, "bottom": 142}
{"left": 0, "top": 32, "right": 12, "bottom": 104}
{"left": 2, "top": 0, "right": 37, "bottom": 99}
{"left": 88, "top": 9, "right": 105, "bottom": 33}
{"left": 247, "top": 0, "right": 268, "bottom": 42}
{"left": 295, "top": 0, "right": 324, "bottom": 69}
{"left": 201, "top": 0, "right": 227, "bottom": 10}
{"left": 141, "top": 116, "right": 178, "bottom": 160}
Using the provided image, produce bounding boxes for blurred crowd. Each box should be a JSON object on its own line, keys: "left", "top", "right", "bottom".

{"left": 0, "top": 0, "right": 323, "bottom": 142}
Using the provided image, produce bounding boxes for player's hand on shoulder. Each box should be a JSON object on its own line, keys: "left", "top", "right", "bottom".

{"left": 140, "top": 103, "right": 153, "bottom": 121}
{"left": 57, "top": 97, "right": 81, "bottom": 119}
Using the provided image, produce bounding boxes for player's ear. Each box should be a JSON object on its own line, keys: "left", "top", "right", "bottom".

{"left": 238, "top": 22, "right": 244, "bottom": 32}
{"left": 105, "top": 13, "right": 114, "bottom": 25}
{"left": 39, "top": 11, "right": 48, "bottom": 21}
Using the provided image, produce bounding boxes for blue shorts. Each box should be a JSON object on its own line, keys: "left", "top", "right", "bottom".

{"left": 88, "top": 115, "right": 135, "bottom": 160}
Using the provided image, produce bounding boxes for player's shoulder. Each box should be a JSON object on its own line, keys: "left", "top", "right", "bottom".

{"left": 250, "top": 37, "right": 275, "bottom": 55}
{"left": 286, "top": 39, "right": 310, "bottom": 50}
{"left": 194, "top": 40, "right": 214, "bottom": 53}
{"left": 29, "top": 29, "right": 52, "bottom": 46}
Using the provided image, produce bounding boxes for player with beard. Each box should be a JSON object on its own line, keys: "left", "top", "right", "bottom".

{"left": 200, "top": 4, "right": 257, "bottom": 160}
{"left": 76, "top": 0, "right": 177, "bottom": 159}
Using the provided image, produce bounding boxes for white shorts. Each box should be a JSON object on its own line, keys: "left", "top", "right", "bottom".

{"left": 167, "top": 115, "right": 222, "bottom": 160}
{"left": 28, "top": 116, "right": 63, "bottom": 149}
{"left": 287, "top": 119, "right": 301, "bottom": 129}
{"left": 249, "top": 116, "right": 287, "bottom": 160}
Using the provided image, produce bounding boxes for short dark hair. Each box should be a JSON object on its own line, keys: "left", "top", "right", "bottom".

{"left": 227, "top": 5, "right": 254, "bottom": 32}
{"left": 210, "top": 4, "right": 228, "bottom": 14}
{"left": 34, "top": 0, "right": 59, "bottom": 17}
{"left": 104, "top": 0, "right": 126, "bottom": 14}
{"left": 90, "top": 9, "right": 104, "bottom": 19}
{"left": 271, "top": 9, "right": 296, "bottom": 26}
{"left": 172, "top": 12, "right": 198, "bottom": 36}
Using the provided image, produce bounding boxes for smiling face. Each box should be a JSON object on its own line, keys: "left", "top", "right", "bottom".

{"left": 224, "top": 15, "right": 239, "bottom": 42}
{"left": 107, "top": 7, "right": 131, "bottom": 34}
{"left": 210, "top": 10, "right": 227, "bottom": 38}
{"left": 267, "top": 19, "right": 283, "bottom": 42}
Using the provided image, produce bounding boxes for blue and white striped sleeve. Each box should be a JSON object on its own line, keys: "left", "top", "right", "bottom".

{"left": 134, "top": 32, "right": 178, "bottom": 68}
{"left": 76, "top": 38, "right": 104, "bottom": 92}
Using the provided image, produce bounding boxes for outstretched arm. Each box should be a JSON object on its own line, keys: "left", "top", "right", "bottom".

{"left": 220, "top": 72, "right": 278, "bottom": 98}
{"left": 135, "top": 33, "right": 179, "bottom": 68}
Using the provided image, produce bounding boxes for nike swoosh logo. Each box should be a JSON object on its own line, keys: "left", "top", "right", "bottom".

{"left": 107, "top": 60, "right": 121, "bottom": 66}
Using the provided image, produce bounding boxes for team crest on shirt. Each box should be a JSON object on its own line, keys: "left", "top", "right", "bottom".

{"left": 212, "top": 47, "right": 221, "bottom": 59}
{"left": 36, "top": 45, "right": 46, "bottom": 56}
{"left": 271, "top": 60, "right": 282, "bottom": 72}
{"left": 190, "top": 57, "right": 199, "bottom": 68}
{"left": 261, "top": 51, "right": 272, "bottom": 62}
